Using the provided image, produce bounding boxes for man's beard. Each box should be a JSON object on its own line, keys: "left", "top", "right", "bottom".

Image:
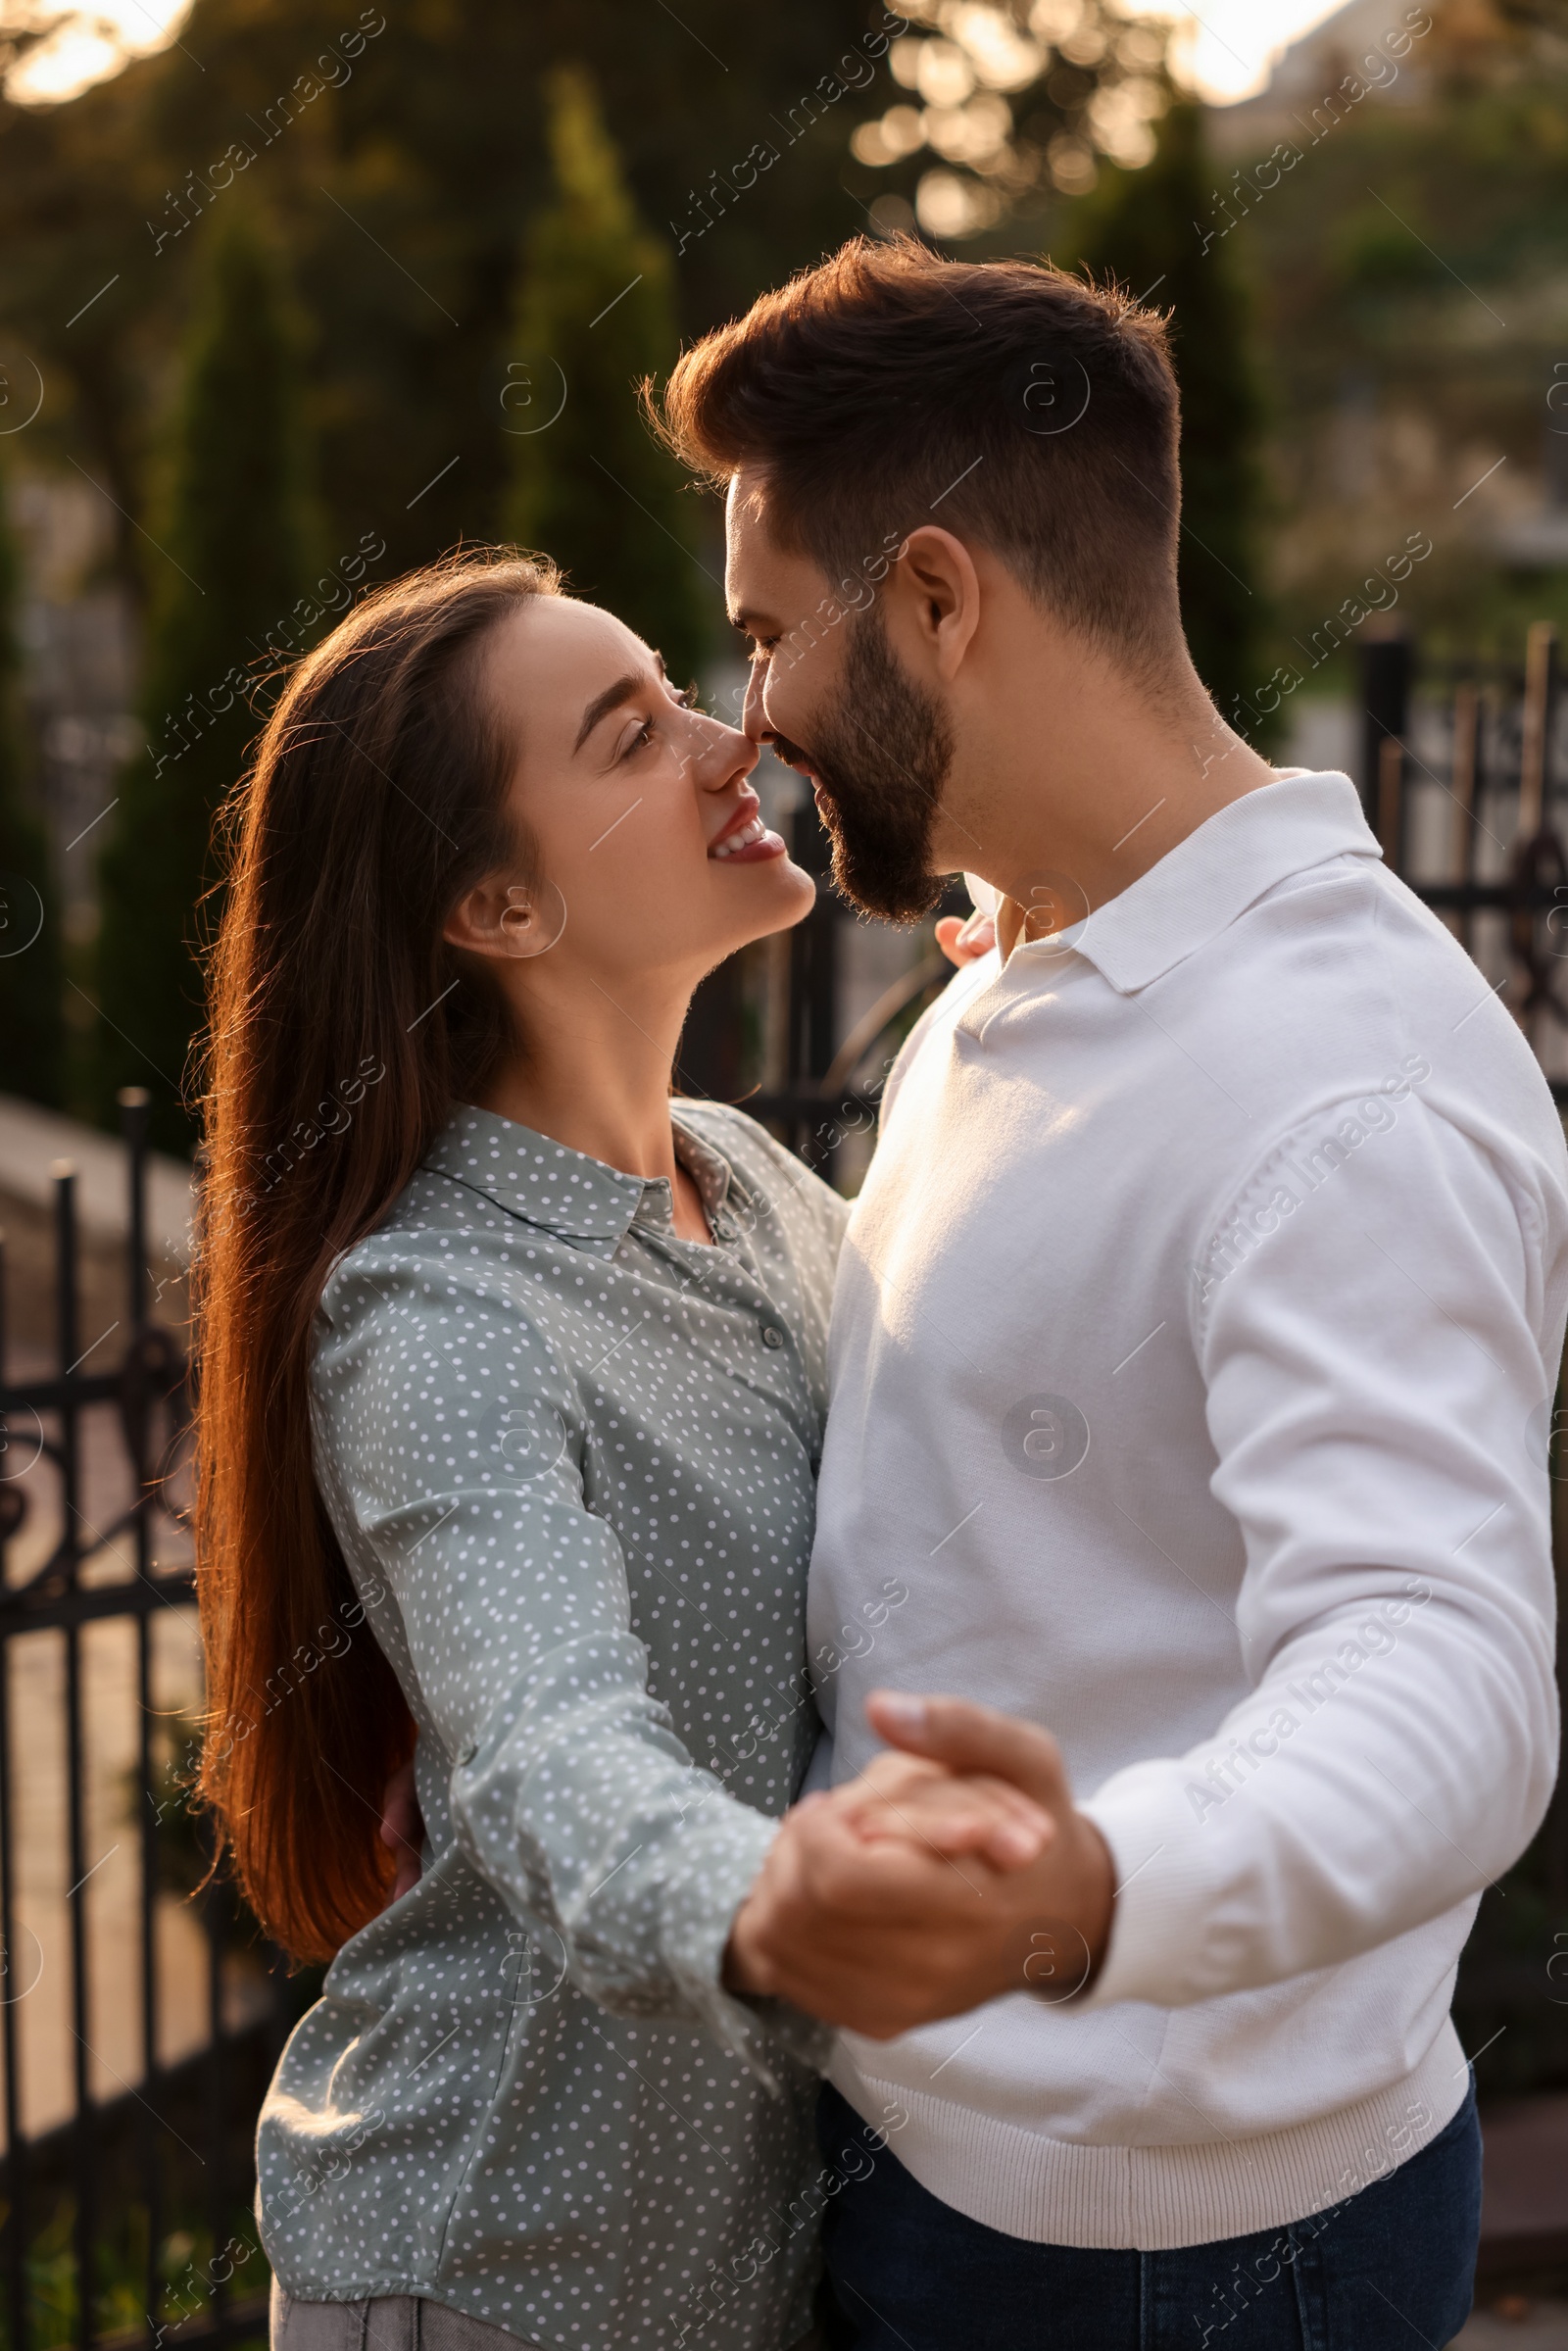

{"left": 772, "top": 612, "right": 953, "bottom": 922}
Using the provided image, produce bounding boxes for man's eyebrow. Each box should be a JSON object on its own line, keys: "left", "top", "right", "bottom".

{"left": 728, "top": 607, "right": 774, "bottom": 636}
{"left": 573, "top": 671, "right": 652, "bottom": 754}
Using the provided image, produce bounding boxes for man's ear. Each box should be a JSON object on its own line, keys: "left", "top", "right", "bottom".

{"left": 888, "top": 526, "right": 981, "bottom": 681}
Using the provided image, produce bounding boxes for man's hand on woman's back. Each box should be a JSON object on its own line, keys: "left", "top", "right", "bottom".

{"left": 379, "top": 1759, "right": 425, "bottom": 1902}
{"left": 935, "top": 909, "right": 996, "bottom": 963}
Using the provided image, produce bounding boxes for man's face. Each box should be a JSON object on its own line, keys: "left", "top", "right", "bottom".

{"left": 725, "top": 471, "right": 953, "bottom": 922}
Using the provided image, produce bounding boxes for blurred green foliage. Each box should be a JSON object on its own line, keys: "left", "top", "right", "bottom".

{"left": 504, "top": 65, "right": 704, "bottom": 684}
{"left": 1058, "top": 101, "right": 1274, "bottom": 744}
{"left": 0, "top": 448, "right": 64, "bottom": 1101}
{"left": 0, "top": 0, "right": 894, "bottom": 600}
{"left": 1226, "top": 31, "right": 1568, "bottom": 666}
{"left": 0, "top": 0, "right": 911, "bottom": 1126}
{"left": 92, "top": 203, "right": 317, "bottom": 1148}
{"left": 2, "top": 2194, "right": 270, "bottom": 2351}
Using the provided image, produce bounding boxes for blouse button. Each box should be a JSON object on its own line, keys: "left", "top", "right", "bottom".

{"left": 761, "top": 1326, "right": 784, "bottom": 1349}
{"left": 459, "top": 1742, "right": 477, "bottom": 1766}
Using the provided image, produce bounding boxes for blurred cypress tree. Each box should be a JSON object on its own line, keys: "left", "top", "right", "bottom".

{"left": 94, "top": 206, "right": 316, "bottom": 1149}
{"left": 1061, "top": 102, "right": 1274, "bottom": 743}
{"left": 0, "top": 455, "right": 64, "bottom": 1104}
{"left": 504, "top": 64, "right": 706, "bottom": 681}
{"left": 0, "top": 0, "right": 892, "bottom": 586}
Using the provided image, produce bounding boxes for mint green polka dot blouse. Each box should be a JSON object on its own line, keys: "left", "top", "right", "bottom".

{"left": 256, "top": 1101, "right": 849, "bottom": 2351}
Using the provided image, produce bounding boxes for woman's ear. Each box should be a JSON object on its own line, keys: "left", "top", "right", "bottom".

{"left": 442, "top": 876, "right": 511, "bottom": 963}
{"left": 443, "top": 877, "right": 566, "bottom": 962}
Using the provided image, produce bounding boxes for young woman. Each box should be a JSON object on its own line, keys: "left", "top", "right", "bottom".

{"left": 193, "top": 551, "right": 1032, "bottom": 2351}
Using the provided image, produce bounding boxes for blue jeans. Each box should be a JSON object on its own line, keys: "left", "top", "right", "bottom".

{"left": 815, "top": 2079, "right": 1481, "bottom": 2350}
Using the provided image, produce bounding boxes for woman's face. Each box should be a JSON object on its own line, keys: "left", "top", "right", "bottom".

{"left": 478, "top": 594, "right": 814, "bottom": 982}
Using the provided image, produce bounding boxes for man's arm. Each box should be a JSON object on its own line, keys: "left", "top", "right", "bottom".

{"left": 1077, "top": 1092, "right": 1559, "bottom": 2010}
{"left": 725, "top": 1100, "right": 1563, "bottom": 2031}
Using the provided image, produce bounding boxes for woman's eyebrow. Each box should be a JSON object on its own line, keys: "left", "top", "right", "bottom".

{"left": 573, "top": 670, "right": 652, "bottom": 753}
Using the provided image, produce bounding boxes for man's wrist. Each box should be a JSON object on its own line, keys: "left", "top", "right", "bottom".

{"left": 1076, "top": 1815, "right": 1116, "bottom": 1985}
{"left": 1015, "top": 1814, "right": 1116, "bottom": 2003}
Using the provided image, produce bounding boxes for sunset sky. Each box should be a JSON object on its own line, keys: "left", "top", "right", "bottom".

{"left": 1148, "top": 0, "right": 1358, "bottom": 101}
{"left": 7, "top": 0, "right": 1361, "bottom": 108}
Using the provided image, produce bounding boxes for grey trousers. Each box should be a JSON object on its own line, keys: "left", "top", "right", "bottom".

{"left": 270, "top": 2281, "right": 825, "bottom": 2351}
{"left": 270, "top": 2285, "right": 543, "bottom": 2351}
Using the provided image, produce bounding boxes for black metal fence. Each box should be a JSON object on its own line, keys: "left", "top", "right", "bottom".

{"left": 0, "top": 1092, "right": 287, "bottom": 2351}
{"left": 6, "top": 625, "right": 1568, "bottom": 2347}
{"left": 1362, "top": 622, "right": 1568, "bottom": 1102}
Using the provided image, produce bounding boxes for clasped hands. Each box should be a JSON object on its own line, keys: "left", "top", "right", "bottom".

{"left": 722, "top": 1690, "right": 1114, "bottom": 2038}
{"left": 380, "top": 1690, "right": 1114, "bottom": 2041}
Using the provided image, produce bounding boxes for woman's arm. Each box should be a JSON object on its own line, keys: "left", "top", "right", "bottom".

{"left": 314, "top": 1248, "right": 809, "bottom": 2072}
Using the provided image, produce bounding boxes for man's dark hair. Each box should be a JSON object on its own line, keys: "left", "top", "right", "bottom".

{"left": 659, "top": 235, "right": 1183, "bottom": 679}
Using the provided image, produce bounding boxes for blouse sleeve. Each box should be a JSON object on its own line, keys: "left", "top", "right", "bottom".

{"left": 310, "top": 1245, "right": 829, "bottom": 2082}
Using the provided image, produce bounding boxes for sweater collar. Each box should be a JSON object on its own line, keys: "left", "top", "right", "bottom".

{"left": 1009, "top": 770, "right": 1380, "bottom": 997}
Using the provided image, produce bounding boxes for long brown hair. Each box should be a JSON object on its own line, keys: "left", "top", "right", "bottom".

{"left": 194, "top": 547, "right": 558, "bottom": 1963}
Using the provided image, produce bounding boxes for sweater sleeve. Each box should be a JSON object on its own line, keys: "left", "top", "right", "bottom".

{"left": 1079, "top": 1089, "right": 1562, "bottom": 2010}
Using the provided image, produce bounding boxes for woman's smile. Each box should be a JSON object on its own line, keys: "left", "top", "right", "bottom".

{"left": 708, "top": 791, "right": 789, "bottom": 863}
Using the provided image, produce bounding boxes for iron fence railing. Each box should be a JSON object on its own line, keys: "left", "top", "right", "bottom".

{"left": 1362, "top": 621, "right": 1568, "bottom": 1099}
{"left": 0, "top": 1092, "right": 288, "bottom": 2351}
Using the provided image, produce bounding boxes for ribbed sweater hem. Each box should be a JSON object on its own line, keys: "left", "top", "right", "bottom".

{"left": 829, "top": 2019, "right": 1468, "bottom": 2250}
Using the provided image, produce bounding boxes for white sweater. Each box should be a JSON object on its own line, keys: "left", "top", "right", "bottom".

{"left": 807, "top": 770, "right": 1566, "bottom": 2249}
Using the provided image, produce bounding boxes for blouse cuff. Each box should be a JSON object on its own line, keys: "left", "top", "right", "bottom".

{"left": 660, "top": 1805, "right": 835, "bottom": 2090}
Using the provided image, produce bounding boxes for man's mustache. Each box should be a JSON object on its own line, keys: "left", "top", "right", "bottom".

{"left": 765, "top": 729, "right": 822, "bottom": 784}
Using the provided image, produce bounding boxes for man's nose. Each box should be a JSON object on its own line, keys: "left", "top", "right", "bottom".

{"left": 697, "top": 712, "right": 760, "bottom": 792}
{"left": 742, "top": 661, "right": 769, "bottom": 742}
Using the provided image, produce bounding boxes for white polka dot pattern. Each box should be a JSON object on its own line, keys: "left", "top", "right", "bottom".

{"left": 255, "top": 1102, "right": 849, "bottom": 2351}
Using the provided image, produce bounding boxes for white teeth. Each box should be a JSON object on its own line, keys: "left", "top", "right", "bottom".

{"left": 711, "top": 815, "right": 766, "bottom": 858}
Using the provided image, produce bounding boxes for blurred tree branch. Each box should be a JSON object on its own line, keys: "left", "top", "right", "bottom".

{"left": 844, "top": 0, "right": 1174, "bottom": 239}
